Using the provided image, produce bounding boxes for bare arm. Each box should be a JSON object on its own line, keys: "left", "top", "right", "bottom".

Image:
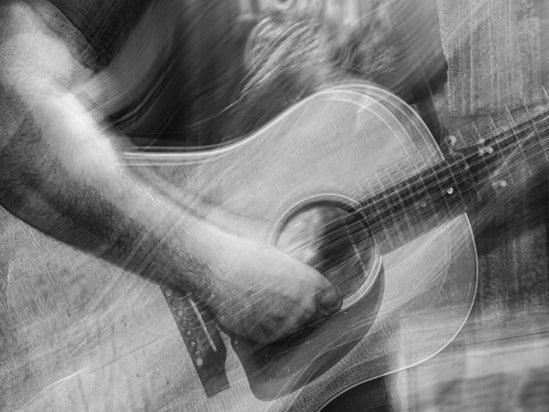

{"left": 0, "top": 2, "right": 340, "bottom": 343}
{"left": 0, "top": 3, "right": 211, "bottom": 295}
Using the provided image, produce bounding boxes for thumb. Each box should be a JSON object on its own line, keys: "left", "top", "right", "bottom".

{"left": 317, "top": 278, "right": 342, "bottom": 316}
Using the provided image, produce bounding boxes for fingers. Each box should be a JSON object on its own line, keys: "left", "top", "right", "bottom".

{"left": 317, "top": 278, "right": 342, "bottom": 315}
{"left": 278, "top": 266, "right": 341, "bottom": 337}
{"left": 255, "top": 279, "right": 342, "bottom": 344}
{"left": 210, "top": 240, "right": 344, "bottom": 345}
{"left": 301, "top": 273, "right": 341, "bottom": 329}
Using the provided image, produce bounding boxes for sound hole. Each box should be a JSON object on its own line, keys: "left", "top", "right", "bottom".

{"left": 275, "top": 201, "right": 376, "bottom": 305}
{"left": 235, "top": 200, "right": 383, "bottom": 401}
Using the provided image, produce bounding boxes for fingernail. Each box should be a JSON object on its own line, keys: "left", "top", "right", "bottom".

{"left": 319, "top": 284, "right": 342, "bottom": 314}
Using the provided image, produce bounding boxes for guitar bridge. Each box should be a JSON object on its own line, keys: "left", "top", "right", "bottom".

{"left": 161, "top": 286, "right": 230, "bottom": 397}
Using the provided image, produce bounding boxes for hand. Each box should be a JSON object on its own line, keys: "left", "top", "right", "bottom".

{"left": 200, "top": 229, "right": 342, "bottom": 344}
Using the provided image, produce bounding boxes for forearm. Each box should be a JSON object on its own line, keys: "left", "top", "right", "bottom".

{"left": 0, "top": 85, "right": 212, "bottom": 296}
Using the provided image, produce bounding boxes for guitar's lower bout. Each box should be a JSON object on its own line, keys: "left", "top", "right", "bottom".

{"left": 232, "top": 269, "right": 384, "bottom": 401}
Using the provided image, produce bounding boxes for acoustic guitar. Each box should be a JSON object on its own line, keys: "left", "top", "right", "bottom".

{"left": 1, "top": 83, "right": 546, "bottom": 411}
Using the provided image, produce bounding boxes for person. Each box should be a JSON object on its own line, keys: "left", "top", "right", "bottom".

{"left": 0, "top": 1, "right": 456, "bottom": 410}
{"left": 0, "top": 0, "right": 344, "bottom": 346}
{"left": 0, "top": 0, "right": 448, "bottom": 364}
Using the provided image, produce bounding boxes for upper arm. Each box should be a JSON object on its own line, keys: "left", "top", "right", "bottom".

{"left": 0, "top": 1, "right": 94, "bottom": 155}
{"left": 0, "top": 2, "right": 123, "bottom": 182}
{"left": 0, "top": 1, "right": 84, "bottom": 99}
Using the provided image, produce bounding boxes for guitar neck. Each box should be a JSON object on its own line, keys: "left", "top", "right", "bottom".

{"left": 458, "top": 106, "right": 549, "bottom": 193}
{"left": 358, "top": 106, "right": 549, "bottom": 234}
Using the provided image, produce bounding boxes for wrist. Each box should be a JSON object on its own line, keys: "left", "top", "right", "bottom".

{"left": 154, "top": 215, "right": 221, "bottom": 303}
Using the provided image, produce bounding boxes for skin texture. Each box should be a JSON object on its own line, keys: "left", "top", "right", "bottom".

{"left": 0, "top": 0, "right": 445, "bottom": 344}
{"left": 0, "top": 1, "right": 341, "bottom": 344}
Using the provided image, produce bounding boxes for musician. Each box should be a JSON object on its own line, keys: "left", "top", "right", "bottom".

{"left": 0, "top": 0, "right": 348, "bottom": 349}
{"left": 1, "top": 0, "right": 448, "bottom": 340}
{"left": 0, "top": 1, "right": 455, "bottom": 410}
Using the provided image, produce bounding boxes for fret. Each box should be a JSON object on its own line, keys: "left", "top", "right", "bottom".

{"left": 434, "top": 162, "right": 461, "bottom": 216}
{"left": 484, "top": 115, "right": 506, "bottom": 173}
{"left": 470, "top": 121, "right": 497, "bottom": 179}
{"left": 427, "top": 162, "right": 461, "bottom": 213}
{"left": 371, "top": 171, "right": 388, "bottom": 217}
{"left": 450, "top": 130, "right": 465, "bottom": 151}
{"left": 504, "top": 107, "right": 535, "bottom": 177}
{"left": 487, "top": 115, "right": 500, "bottom": 149}
{"left": 366, "top": 172, "right": 394, "bottom": 234}
{"left": 524, "top": 106, "right": 549, "bottom": 166}
{"left": 407, "top": 165, "right": 433, "bottom": 207}
{"left": 445, "top": 156, "right": 471, "bottom": 211}
{"left": 471, "top": 122, "right": 483, "bottom": 144}
{"left": 376, "top": 169, "right": 407, "bottom": 246}
{"left": 456, "top": 130, "right": 466, "bottom": 148}
{"left": 358, "top": 199, "right": 379, "bottom": 233}
{"left": 391, "top": 172, "right": 414, "bottom": 231}
{"left": 360, "top": 178, "right": 384, "bottom": 231}
{"left": 482, "top": 136, "right": 507, "bottom": 186}
{"left": 485, "top": 126, "right": 507, "bottom": 170}
{"left": 377, "top": 169, "right": 401, "bottom": 221}
{"left": 418, "top": 167, "right": 445, "bottom": 218}
{"left": 386, "top": 167, "right": 423, "bottom": 248}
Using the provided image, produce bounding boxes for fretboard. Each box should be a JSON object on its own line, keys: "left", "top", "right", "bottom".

{"left": 357, "top": 106, "right": 549, "bottom": 233}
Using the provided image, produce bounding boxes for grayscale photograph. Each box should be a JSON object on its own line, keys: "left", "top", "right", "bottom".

{"left": 0, "top": 1, "right": 548, "bottom": 411}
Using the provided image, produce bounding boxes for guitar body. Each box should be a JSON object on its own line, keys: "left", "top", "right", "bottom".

{"left": 0, "top": 85, "right": 477, "bottom": 411}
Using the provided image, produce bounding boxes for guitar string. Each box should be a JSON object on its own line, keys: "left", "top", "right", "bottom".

{"left": 345, "top": 85, "right": 549, "bottom": 212}
{"left": 276, "top": 112, "right": 549, "bottom": 255}
{"left": 172, "top": 108, "right": 549, "bottom": 334}
{"left": 154, "top": 112, "right": 549, "bottom": 314}
{"left": 350, "top": 113, "right": 549, "bottom": 224}
{"left": 123, "top": 102, "right": 549, "bottom": 223}
{"left": 223, "top": 118, "right": 549, "bottom": 321}
{"left": 118, "top": 106, "right": 549, "bottom": 330}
